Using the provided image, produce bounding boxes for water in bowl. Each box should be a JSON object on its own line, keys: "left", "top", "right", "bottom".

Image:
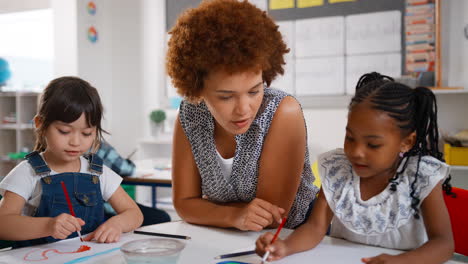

{"left": 121, "top": 238, "right": 185, "bottom": 264}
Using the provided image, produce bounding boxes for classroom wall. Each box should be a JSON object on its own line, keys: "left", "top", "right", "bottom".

{"left": 4, "top": 0, "right": 467, "bottom": 171}
{"left": 51, "top": 0, "right": 78, "bottom": 77}
{"left": 305, "top": 0, "right": 468, "bottom": 162}
{"left": 0, "top": 0, "right": 49, "bottom": 14}
{"left": 442, "top": 0, "right": 468, "bottom": 89}
{"left": 50, "top": 0, "right": 167, "bottom": 156}
{"left": 303, "top": 109, "right": 347, "bottom": 162}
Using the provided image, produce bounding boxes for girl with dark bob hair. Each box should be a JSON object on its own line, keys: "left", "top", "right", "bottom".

{"left": 0, "top": 77, "right": 143, "bottom": 247}
{"left": 167, "top": 0, "right": 318, "bottom": 230}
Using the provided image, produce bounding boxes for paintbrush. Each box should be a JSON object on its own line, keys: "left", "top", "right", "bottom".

{"left": 60, "top": 181, "right": 84, "bottom": 242}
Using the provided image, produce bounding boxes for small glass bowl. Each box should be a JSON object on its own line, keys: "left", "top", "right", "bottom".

{"left": 120, "top": 238, "right": 186, "bottom": 264}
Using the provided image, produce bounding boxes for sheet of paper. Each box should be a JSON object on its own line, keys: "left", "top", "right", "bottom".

{"left": 346, "top": 11, "right": 401, "bottom": 55}
{"left": 346, "top": 53, "right": 402, "bottom": 94}
{"left": 295, "top": 16, "right": 345, "bottom": 57}
{"left": 269, "top": 0, "right": 294, "bottom": 10}
{"left": 0, "top": 235, "right": 134, "bottom": 264}
{"left": 297, "top": 0, "right": 324, "bottom": 8}
{"left": 295, "top": 57, "right": 345, "bottom": 95}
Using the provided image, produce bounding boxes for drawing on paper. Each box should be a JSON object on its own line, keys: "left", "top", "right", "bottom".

{"left": 24, "top": 245, "right": 91, "bottom": 261}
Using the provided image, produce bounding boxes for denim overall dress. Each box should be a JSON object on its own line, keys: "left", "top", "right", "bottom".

{"left": 13, "top": 151, "right": 105, "bottom": 248}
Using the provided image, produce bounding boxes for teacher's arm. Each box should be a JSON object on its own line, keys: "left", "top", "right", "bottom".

{"left": 257, "top": 96, "right": 308, "bottom": 228}
{"left": 173, "top": 113, "right": 286, "bottom": 231}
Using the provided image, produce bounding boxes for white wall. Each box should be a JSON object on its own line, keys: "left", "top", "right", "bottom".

{"left": 141, "top": 0, "right": 167, "bottom": 140}
{"left": 51, "top": 0, "right": 166, "bottom": 156}
{"left": 0, "top": 0, "right": 49, "bottom": 14}
{"left": 51, "top": 0, "right": 77, "bottom": 76}
{"left": 441, "top": 0, "right": 468, "bottom": 89}
{"left": 304, "top": 109, "right": 348, "bottom": 162}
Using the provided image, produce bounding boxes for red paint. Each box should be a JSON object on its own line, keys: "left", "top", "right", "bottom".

{"left": 24, "top": 245, "right": 92, "bottom": 261}
{"left": 76, "top": 245, "right": 91, "bottom": 252}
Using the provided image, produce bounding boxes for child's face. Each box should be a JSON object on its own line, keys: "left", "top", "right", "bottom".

{"left": 344, "top": 102, "right": 413, "bottom": 179}
{"left": 42, "top": 113, "right": 97, "bottom": 164}
{"left": 201, "top": 69, "right": 264, "bottom": 136}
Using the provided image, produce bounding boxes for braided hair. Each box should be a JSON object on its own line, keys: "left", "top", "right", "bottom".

{"left": 350, "top": 72, "right": 450, "bottom": 219}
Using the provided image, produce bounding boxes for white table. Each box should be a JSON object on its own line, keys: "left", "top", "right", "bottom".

{"left": 124, "top": 158, "right": 172, "bottom": 208}
{"left": 0, "top": 221, "right": 463, "bottom": 264}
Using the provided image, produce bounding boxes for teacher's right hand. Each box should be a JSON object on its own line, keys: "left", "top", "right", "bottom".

{"left": 235, "top": 198, "right": 285, "bottom": 231}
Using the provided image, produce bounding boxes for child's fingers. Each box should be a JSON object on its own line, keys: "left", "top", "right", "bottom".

{"left": 260, "top": 232, "right": 275, "bottom": 244}
{"left": 100, "top": 230, "right": 112, "bottom": 243}
{"left": 106, "top": 232, "right": 120, "bottom": 243}
{"left": 83, "top": 232, "right": 95, "bottom": 241}
{"left": 76, "top": 218, "right": 86, "bottom": 226}
{"left": 70, "top": 217, "right": 83, "bottom": 232}
{"left": 361, "top": 257, "right": 370, "bottom": 262}
{"left": 94, "top": 228, "right": 111, "bottom": 243}
{"left": 255, "top": 238, "right": 267, "bottom": 252}
{"left": 361, "top": 257, "right": 379, "bottom": 264}
{"left": 55, "top": 229, "right": 69, "bottom": 239}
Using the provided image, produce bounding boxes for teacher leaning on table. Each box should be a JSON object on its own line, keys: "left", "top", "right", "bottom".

{"left": 166, "top": 0, "right": 319, "bottom": 231}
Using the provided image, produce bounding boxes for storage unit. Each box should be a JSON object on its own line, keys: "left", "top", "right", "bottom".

{"left": 0, "top": 91, "right": 39, "bottom": 179}
{"left": 444, "top": 143, "right": 468, "bottom": 166}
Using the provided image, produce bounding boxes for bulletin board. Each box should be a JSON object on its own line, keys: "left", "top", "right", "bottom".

{"left": 166, "top": 0, "right": 407, "bottom": 101}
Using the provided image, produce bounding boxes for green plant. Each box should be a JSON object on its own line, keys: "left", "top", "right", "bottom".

{"left": 149, "top": 109, "right": 166, "bottom": 124}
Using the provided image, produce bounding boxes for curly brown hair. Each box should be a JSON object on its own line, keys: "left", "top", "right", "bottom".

{"left": 166, "top": 0, "right": 289, "bottom": 102}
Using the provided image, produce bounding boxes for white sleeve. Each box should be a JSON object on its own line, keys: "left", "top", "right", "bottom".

{"left": 417, "top": 157, "right": 450, "bottom": 201}
{"left": 0, "top": 161, "right": 36, "bottom": 201}
{"left": 99, "top": 165, "right": 123, "bottom": 201}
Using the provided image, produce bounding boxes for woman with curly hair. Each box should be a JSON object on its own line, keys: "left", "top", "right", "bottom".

{"left": 167, "top": 0, "right": 319, "bottom": 231}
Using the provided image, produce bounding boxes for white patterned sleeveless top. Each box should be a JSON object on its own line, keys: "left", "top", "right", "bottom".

{"left": 179, "top": 88, "right": 319, "bottom": 228}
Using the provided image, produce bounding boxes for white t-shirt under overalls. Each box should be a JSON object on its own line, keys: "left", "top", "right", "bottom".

{"left": 0, "top": 154, "right": 122, "bottom": 217}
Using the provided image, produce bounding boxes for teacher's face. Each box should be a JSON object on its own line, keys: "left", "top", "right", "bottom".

{"left": 201, "top": 70, "right": 264, "bottom": 136}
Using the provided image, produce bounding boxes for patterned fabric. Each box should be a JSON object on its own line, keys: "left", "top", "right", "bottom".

{"left": 96, "top": 141, "right": 135, "bottom": 177}
{"left": 319, "top": 149, "right": 449, "bottom": 249}
{"left": 179, "top": 88, "right": 318, "bottom": 228}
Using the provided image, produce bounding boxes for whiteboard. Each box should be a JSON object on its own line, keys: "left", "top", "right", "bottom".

{"left": 346, "top": 11, "right": 401, "bottom": 55}
{"left": 346, "top": 52, "right": 402, "bottom": 94}
{"left": 295, "top": 57, "right": 345, "bottom": 95}
{"left": 295, "top": 16, "right": 345, "bottom": 57}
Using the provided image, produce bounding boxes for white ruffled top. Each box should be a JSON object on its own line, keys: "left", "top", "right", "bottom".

{"left": 319, "top": 149, "right": 449, "bottom": 250}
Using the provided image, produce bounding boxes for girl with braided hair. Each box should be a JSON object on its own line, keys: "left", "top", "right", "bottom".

{"left": 255, "top": 72, "right": 454, "bottom": 264}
